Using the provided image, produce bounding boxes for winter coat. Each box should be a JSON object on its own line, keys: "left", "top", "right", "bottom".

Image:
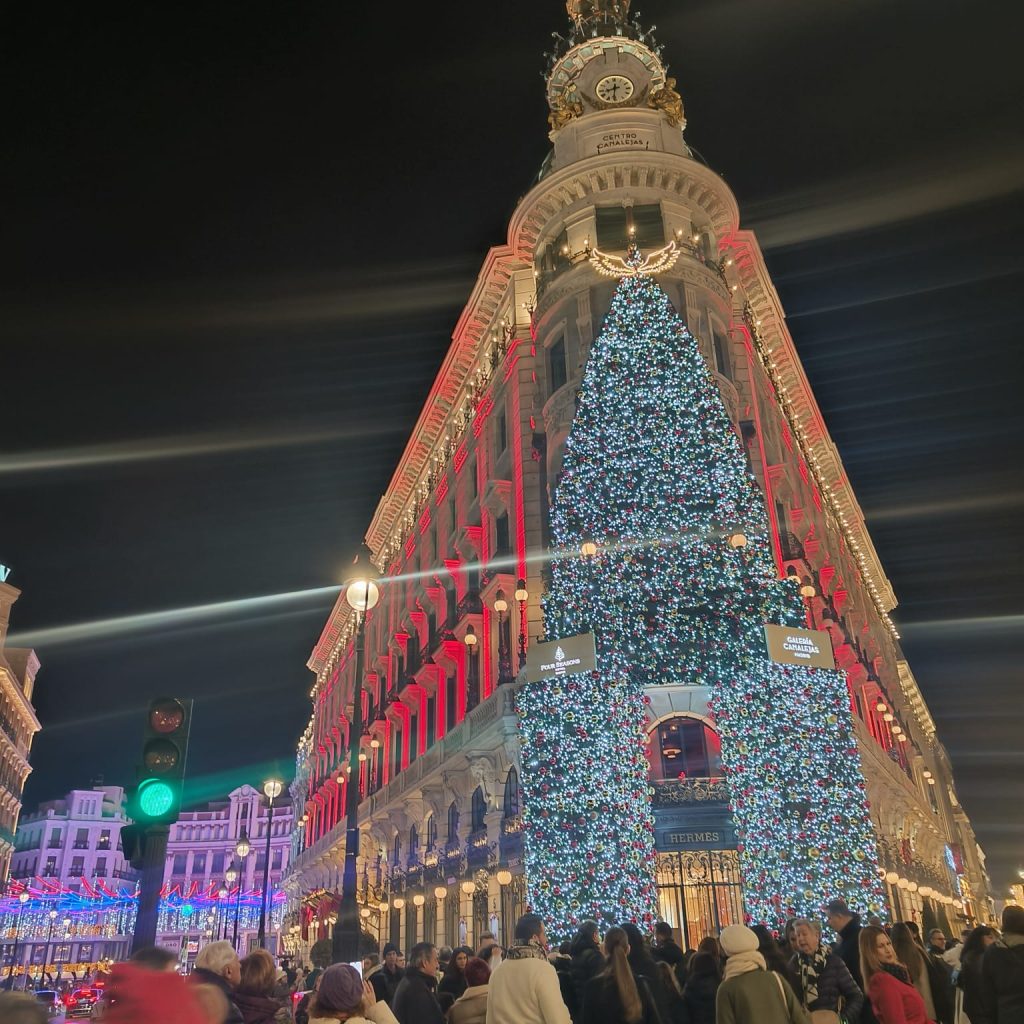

{"left": 550, "top": 953, "right": 578, "bottom": 1021}
{"left": 653, "top": 940, "right": 689, "bottom": 989}
{"left": 956, "top": 948, "right": 989, "bottom": 1024}
{"left": 392, "top": 968, "right": 444, "bottom": 1024}
{"left": 793, "top": 950, "right": 864, "bottom": 1022}
{"left": 715, "top": 968, "right": 809, "bottom": 1024}
{"left": 580, "top": 972, "right": 664, "bottom": 1024}
{"left": 683, "top": 972, "right": 719, "bottom": 1024}
{"left": 486, "top": 943, "right": 572, "bottom": 1024}
{"left": 190, "top": 967, "right": 245, "bottom": 1024}
{"left": 866, "top": 970, "right": 930, "bottom": 1024}
{"left": 921, "top": 952, "right": 954, "bottom": 1024}
{"left": 370, "top": 965, "right": 404, "bottom": 1006}
{"left": 440, "top": 971, "right": 470, "bottom": 1003}
{"left": 448, "top": 984, "right": 490, "bottom": 1024}
{"left": 233, "top": 990, "right": 290, "bottom": 1024}
{"left": 981, "top": 937, "right": 1024, "bottom": 1024}
{"left": 569, "top": 946, "right": 604, "bottom": 1011}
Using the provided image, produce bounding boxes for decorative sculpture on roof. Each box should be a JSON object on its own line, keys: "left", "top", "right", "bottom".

{"left": 648, "top": 77, "right": 685, "bottom": 129}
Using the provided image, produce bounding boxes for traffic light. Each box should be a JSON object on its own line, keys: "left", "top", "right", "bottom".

{"left": 127, "top": 697, "right": 193, "bottom": 826}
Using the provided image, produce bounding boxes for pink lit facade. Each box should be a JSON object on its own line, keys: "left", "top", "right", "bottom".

{"left": 283, "top": 0, "right": 992, "bottom": 955}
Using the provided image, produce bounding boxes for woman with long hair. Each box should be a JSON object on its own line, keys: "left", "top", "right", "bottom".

{"left": 580, "top": 927, "right": 662, "bottom": 1024}
{"left": 235, "top": 950, "right": 291, "bottom": 1024}
{"left": 858, "top": 925, "right": 933, "bottom": 1024}
{"left": 438, "top": 946, "right": 474, "bottom": 1003}
{"left": 890, "top": 923, "right": 953, "bottom": 1024}
{"left": 955, "top": 925, "right": 997, "bottom": 1024}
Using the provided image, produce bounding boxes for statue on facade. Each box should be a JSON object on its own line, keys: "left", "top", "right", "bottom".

{"left": 648, "top": 77, "right": 685, "bottom": 129}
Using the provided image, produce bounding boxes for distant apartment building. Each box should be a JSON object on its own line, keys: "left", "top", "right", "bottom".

{"left": 0, "top": 564, "right": 42, "bottom": 883}
{"left": 3, "top": 783, "right": 292, "bottom": 975}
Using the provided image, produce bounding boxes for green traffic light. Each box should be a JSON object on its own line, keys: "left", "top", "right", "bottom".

{"left": 138, "top": 779, "right": 176, "bottom": 818}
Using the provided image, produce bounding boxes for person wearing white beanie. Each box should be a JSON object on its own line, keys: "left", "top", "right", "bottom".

{"left": 716, "top": 925, "right": 810, "bottom": 1024}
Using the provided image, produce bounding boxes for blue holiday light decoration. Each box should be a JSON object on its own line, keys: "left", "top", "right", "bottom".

{"left": 520, "top": 249, "right": 884, "bottom": 933}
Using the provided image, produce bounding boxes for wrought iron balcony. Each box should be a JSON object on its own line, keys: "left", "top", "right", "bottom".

{"left": 651, "top": 777, "right": 730, "bottom": 808}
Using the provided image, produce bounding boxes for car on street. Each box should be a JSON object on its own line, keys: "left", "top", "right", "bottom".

{"left": 34, "top": 989, "right": 63, "bottom": 1016}
{"left": 64, "top": 987, "right": 102, "bottom": 1018}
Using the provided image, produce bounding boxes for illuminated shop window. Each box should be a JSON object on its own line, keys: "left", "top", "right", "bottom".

{"left": 650, "top": 715, "right": 723, "bottom": 780}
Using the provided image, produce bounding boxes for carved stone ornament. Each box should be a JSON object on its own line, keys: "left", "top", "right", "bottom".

{"left": 548, "top": 85, "right": 584, "bottom": 132}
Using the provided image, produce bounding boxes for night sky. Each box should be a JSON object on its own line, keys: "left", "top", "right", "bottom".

{"left": 3, "top": 1, "right": 1022, "bottom": 892}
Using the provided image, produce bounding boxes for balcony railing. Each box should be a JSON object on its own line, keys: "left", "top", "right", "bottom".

{"left": 651, "top": 777, "right": 729, "bottom": 807}
{"left": 456, "top": 591, "right": 482, "bottom": 620}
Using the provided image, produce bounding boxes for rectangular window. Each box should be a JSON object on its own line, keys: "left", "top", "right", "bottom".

{"left": 211, "top": 851, "right": 225, "bottom": 875}
{"left": 74, "top": 828, "right": 89, "bottom": 850}
{"left": 549, "top": 336, "right": 567, "bottom": 394}
{"left": 94, "top": 857, "right": 107, "bottom": 878}
{"left": 713, "top": 326, "right": 732, "bottom": 380}
{"left": 426, "top": 694, "right": 437, "bottom": 749}
{"left": 192, "top": 853, "right": 206, "bottom": 875}
{"left": 631, "top": 204, "right": 665, "bottom": 249}
{"left": 44, "top": 856, "right": 57, "bottom": 876}
{"left": 596, "top": 203, "right": 663, "bottom": 250}
{"left": 446, "top": 675, "right": 457, "bottom": 732}
{"left": 97, "top": 830, "right": 111, "bottom": 851}
{"left": 495, "top": 407, "right": 507, "bottom": 455}
{"left": 392, "top": 727, "right": 402, "bottom": 778}
{"left": 70, "top": 856, "right": 84, "bottom": 876}
{"left": 495, "top": 513, "right": 510, "bottom": 557}
{"left": 49, "top": 829, "right": 62, "bottom": 849}
{"left": 172, "top": 853, "right": 187, "bottom": 875}
{"left": 596, "top": 206, "right": 629, "bottom": 248}
{"left": 409, "top": 712, "right": 420, "bottom": 762}
{"left": 272, "top": 849, "right": 283, "bottom": 871}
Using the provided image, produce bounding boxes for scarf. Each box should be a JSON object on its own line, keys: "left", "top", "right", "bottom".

{"left": 506, "top": 941, "right": 549, "bottom": 962}
{"left": 723, "top": 950, "right": 766, "bottom": 981}
{"left": 880, "top": 962, "right": 913, "bottom": 986}
{"left": 797, "top": 947, "right": 830, "bottom": 1006}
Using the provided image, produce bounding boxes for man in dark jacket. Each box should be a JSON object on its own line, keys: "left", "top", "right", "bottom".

{"left": 825, "top": 898, "right": 875, "bottom": 1023}
{"left": 652, "top": 921, "right": 687, "bottom": 985}
{"left": 370, "top": 943, "right": 405, "bottom": 1005}
{"left": 982, "top": 905, "right": 1024, "bottom": 1024}
{"left": 392, "top": 941, "right": 443, "bottom": 1024}
{"left": 191, "top": 941, "right": 244, "bottom": 1024}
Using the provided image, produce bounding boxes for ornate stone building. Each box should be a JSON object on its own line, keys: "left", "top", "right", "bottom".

{"left": 283, "top": 0, "right": 991, "bottom": 954}
{"left": 0, "top": 565, "right": 42, "bottom": 884}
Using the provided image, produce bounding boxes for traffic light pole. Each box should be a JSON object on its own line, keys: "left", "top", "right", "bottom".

{"left": 131, "top": 825, "right": 169, "bottom": 953}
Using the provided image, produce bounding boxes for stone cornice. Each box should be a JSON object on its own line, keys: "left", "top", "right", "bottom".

{"left": 729, "top": 228, "right": 897, "bottom": 621}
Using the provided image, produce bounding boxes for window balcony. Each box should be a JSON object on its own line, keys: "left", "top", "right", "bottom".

{"left": 650, "top": 777, "right": 730, "bottom": 808}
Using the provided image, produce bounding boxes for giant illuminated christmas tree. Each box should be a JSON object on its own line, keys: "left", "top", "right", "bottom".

{"left": 517, "top": 245, "right": 885, "bottom": 935}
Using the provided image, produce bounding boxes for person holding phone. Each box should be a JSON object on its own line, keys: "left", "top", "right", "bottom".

{"left": 308, "top": 964, "right": 398, "bottom": 1024}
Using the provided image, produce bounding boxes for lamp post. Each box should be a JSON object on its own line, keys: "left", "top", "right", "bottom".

{"left": 43, "top": 909, "right": 57, "bottom": 982}
{"left": 217, "top": 887, "right": 229, "bottom": 941}
{"left": 333, "top": 558, "right": 381, "bottom": 965}
{"left": 493, "top": 589, "right": 514, "bottom": 685}
{"left": 514, "top": 578, "right": 529, "bottom": 670}
{"left": 229, "top": 824, "right": 250, "bottom": 952}
{"left": 257, "top": 778, "right": 283, "bottom": 949}
{"left": 464, "top": 625, "right": 479, "bottom": 710}
{"left": 6, "top": 891, "right": 30, "bottom": 981}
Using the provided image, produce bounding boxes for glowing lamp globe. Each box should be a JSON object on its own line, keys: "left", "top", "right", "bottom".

{"left": 897, "top": 878, "right": 910, "bottom": 890}
{"left": 727, "top": 532, "right": 747, "bottom": 549}
{"left": 883, "top": 713, "right": 894, "bottom": 722}
{"left": 885, "top": 871, "right": 900, "bottom": 884}
{"left": 137, "top": 778, "right": 175, "bottom": 819}
{"left": 799, "top": 578, "right": 817, "bottom": 598}
{"left": 464, "top": 625, "right": 478, "bottom": 647}
{"left": 493, "top": 591, "right": 508, "bottom": 614}
{"left": 413, "top": 894, "right": 425, "bottom": 907}
{"left": 360, "top": 908, "right": 371, "bottom": 918}
{"left": 515, "top": 579, "right": 528, "bottom": 603}
{"left": 907, "top": 882, "right": 918, "bottom": 893}
{"left": 897, "top": 733, "right": 908, "bottom": 743}
{"left": 875, "top": 701, "right": 887, "bottom": 713}
{"left": 370, "top": 738, "right": 381, "bottom": 749}
{"left": 460, "top": 880, "right": 476, "bottom": 896}
{"left": 263, "top": 779, "right": 283, "bottom": 801}
{"left": 580, "top": 538, "right": 599, "bottom": 558}
{"left": 392, "top": 898, "right": 405, "bottom": 910}
{"left": 434, "top": 886, "right": 447, "bottom": 900}
{"left": 19, "top": 891, "right": 30, "bottom": 904}
{"left": 922, "top": 770, "right": 932, "bottom": 778}
{"left": 496, "top": 870, "right": 513, "bottom": 886}
{"left": 379, "top": 901, "right": 389, "bottom": 912}
{"left": 225, "top": 867, "right": 238, "bottom": 885}
{"left": 236, "top": 833, "right": 252, "bottom": 859}
{"left": 345, "top": 574, "right": 380, "bottom": 613}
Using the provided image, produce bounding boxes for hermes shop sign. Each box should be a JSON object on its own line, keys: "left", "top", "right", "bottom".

{"left": 763, "top": 623, "right": 836, "bottom": 670}
{"left": 526, "top": 632, "right": 598, "bottom": 684}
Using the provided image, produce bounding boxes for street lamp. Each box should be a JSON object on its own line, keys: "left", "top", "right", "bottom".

{"left": 43, "top": 909, "right": 58, "bottom": 981}
{"left": 493, "top": 589, "right": 514, "bottom": 685}
{"left": 515, "top": 578, "right": 529, "bottom": 670}
{"left": 6, "top": 891, "right": 30, "bottom": 981}
{"left": 218, "top": 886, "right": 229, "bottom": 940}
{"left": 257, "top": 778, "right": 283, "bottom": 948}
{"left": 333, "top": 556, "right": 381, "bottom": 965}
{"left": 464, "top": 625, "right": 479, "bottom": 710}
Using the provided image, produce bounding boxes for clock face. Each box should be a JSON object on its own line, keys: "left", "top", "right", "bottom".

{"left": 595, "top": 74, "right": 634, "bottom": 104}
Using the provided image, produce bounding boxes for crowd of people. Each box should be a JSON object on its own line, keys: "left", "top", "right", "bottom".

{"left": 0, "top": 901, "right": 1019, "bottom": 1024}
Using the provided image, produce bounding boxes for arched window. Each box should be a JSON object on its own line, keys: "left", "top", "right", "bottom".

{"left": 447, "top": 802, "right": 460, "bottom": 842}
{"left": 648, "top": 715, "right": 722, "bottom": 781}
{"left": 425, "top": 815, "right": 437, "bottom": 852}
{"left": 471, "top": 787, "right": 487, "bottom": 831}
{"left": 503, "top": 768, "right": 521, "bottom": 819}
{"left": 408, "top": 825, "right": 419, "bottom": 862}
{"left": 392, "top": 834, "right": 402, "bottom": 866}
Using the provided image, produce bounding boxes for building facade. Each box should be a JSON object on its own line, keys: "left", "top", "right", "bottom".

{"left": 283, "top": 0, "right": 992, "bottom": 955}
{"left": 0, "top": 565, "right": 42, "bottom": 884}
{"left": 3, "top": 784, "right": 291, "bottom": 978}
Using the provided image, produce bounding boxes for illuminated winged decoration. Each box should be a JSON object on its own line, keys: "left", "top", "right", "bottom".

{"left": 589, "top": 239, "right": 679, "bottom": 279}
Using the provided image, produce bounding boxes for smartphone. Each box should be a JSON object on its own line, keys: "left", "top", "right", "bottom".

{"left": 348, "top": 960, "right": 363, "bottom": 978}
